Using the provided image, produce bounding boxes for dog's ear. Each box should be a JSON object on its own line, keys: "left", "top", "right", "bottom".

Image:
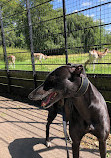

{"left": 75, "top": 65, "right": 83, "bottom": 74}
{"left": 69, "top": 65, "right": 86, "bottom": 77}
{"left": 69, "top": 65, "right": 83, "bottom": 74}
{"left": 75, "top": 65, "right": 87, "bottom": 77}
{"left": 69, "top": 66, "right": 76, "bottom": 73}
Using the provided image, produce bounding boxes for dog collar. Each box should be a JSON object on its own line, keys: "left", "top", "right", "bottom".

{"left": 74, "top": 77, "right": 89, "bottom": 97}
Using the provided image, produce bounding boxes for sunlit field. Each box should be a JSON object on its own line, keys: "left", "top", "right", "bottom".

{"left": 0, "top": 47, "right": 111, "bottom": 74}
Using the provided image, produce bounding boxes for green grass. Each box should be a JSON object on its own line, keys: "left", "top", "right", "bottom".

{"left": 0, "top": 47, "right": 30, "bottom": 61}
{"left": 0, "top": 47, "right": 28, "bottom": 54}
{"left": 0, "top": 47, "right": 111, "bottom": 74}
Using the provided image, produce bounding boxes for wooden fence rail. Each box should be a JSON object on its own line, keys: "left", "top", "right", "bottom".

{"left": 0, "top": 70, "right": 111, "bottom": 117}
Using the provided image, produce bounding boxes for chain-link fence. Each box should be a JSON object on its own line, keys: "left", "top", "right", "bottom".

{"left": 0, "top": 0, "right": 111, "bottom": 74}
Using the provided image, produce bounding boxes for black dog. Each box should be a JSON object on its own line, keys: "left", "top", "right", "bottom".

{"left": 28, "top": 64, "right": 110, "bottom": 158}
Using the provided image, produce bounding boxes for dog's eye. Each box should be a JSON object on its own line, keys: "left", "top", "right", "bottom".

{"left": 43, "top": 80, "right": 55, "bottom": 91}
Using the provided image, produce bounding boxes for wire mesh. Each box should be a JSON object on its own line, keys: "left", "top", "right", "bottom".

{"left": 0, "top": 0, "right": 111, "bottom": 73}
{"left": 66, "top": 0, "right": 111, "bottom": 74}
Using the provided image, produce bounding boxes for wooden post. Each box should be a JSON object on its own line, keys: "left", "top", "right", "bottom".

{"left": 26, "top": 0, "right": 37, "bottom": 88}
{"left": 62, "top": 0, "right": 68, "bottom": 64}
{"left": 0, "top": 5, "right": 10, "bottom": 92}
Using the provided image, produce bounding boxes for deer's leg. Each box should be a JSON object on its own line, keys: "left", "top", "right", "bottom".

{"left": 93, "top": 63, "right": 95, "bottom": 71}
{"left": 10, "top": 62, "right": 12, "bottom": 68}
{"left": 39, "top": 59, "right": 42, "bottom": 63}
{"left": 12, "top": 61, "right": 15, "bottom": 68}
{"left": 13, "top": 59, "right": 15, "bottom": 68}
{"left": 39, "top": 55, "right": 42, "bottom": 63}
{"left": 84, "top": 59, "right": 89, "bottom": 70}
{"left": 93, "top": 59, "right": 96, "bottom": 71}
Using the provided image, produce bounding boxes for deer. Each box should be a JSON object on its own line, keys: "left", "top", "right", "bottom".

{"left": 7, "top": 55, "right": 16, "bottom": 68}
{"left": 34, "top": 53, "right": 47, "bottom": 63}
{"left": 84, "top": 48, "right": 109, "bottom": 71}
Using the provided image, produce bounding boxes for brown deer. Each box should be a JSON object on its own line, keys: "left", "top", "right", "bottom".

{"left": 84, "top": 48, "right": 108, "bottom": 71}
{"left": 34, "top": 53, "right": 47, "bottom": 63}
{"left": 7, "top": 55, "right": 16, "bottom": 68}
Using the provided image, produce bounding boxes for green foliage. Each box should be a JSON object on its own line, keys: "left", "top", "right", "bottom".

{"left": 0, "top": 0, "right": 111, "bottom": 55}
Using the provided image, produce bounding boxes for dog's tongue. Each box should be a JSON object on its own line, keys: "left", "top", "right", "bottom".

{"left": 41, "top": 92, "right": 56, "bottom": 107}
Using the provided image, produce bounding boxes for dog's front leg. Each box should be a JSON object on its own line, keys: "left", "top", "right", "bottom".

{"left": 69, "top": 121, "right": 82, "bottom": 158}
{"left": 69, "top": 133, "right": 80, "bottom": 158}
{"left": 99, "top": 140, "right": 107, "bottom": 158}
{"left": 46, "top": 105, "right": 58, "bottom": 147}
{"left": 72, "top": 141, "right": 80, "bottom": 158}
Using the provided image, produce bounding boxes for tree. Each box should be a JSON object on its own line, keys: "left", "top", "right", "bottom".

{"left": 0, "top": 0, "right": 109, "bottom": 55}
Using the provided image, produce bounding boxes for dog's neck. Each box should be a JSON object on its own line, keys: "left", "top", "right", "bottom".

{"left": 74, "top": 76, "right": 89, "bottom": 97}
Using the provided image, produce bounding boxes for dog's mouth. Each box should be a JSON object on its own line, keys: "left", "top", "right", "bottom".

{"left": 41, "top": 92, "right": 58, "bottom": 109}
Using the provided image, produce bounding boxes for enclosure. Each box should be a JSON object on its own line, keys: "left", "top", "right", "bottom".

{"left": 0, "top": 0, "right": 111, "bottom": 105}
{"left": 0, "top": 1, "right": 111, "bottom": 157}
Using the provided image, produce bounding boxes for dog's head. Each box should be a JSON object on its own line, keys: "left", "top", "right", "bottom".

{"left": 28, "top": 64, "right": 86, "bottom": 109}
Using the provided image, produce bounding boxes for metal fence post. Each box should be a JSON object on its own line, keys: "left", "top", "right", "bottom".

{"left": 0, "top": 5, "right": 10, "bottom": 93}
{"left": 62, "top": 0, "right": 68, "bottom": 65}
{"left": 26, "top": 0, "right": 37, "bottom": 89}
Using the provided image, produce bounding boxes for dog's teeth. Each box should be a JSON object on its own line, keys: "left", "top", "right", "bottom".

{"left": 54, "top": 92, "right": 57, "bottom": 97}
{"left": 41, "top": 102, "right": 46, "bottom": 107}
{"left": 50, "top": 92, "right": 57, "bottom": 100}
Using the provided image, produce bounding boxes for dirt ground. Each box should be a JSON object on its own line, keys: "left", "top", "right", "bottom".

{"left": 0, "top": 93, "right": 111, "bottom": 158}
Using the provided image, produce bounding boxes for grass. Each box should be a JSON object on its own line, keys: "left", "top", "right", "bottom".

{"left": 0, "top": 47, "right": 28, "bottom": 54}
{"left": 0, "top": 47, "right": 111, "bottom": 74}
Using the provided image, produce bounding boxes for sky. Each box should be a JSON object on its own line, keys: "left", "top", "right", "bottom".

{"left": 51, "top": 0, "right": 111, "bottom": 32}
